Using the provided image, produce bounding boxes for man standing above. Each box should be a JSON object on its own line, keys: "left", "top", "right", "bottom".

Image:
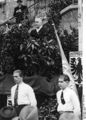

{"left": 30, "top": 17, "right": 43, "bottom": 39}
{"left": 11, "top": 69, "right": 38, "bottom": 120}
{"left": 13, "top": 0, "right": 28, "bottom": 24}
{"left": 56, "top": 74, "right": 81, "bottom": 120}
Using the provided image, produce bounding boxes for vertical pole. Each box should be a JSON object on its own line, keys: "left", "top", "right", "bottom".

{"left": 78, "top": 0, "right": 83, "bottom": 51}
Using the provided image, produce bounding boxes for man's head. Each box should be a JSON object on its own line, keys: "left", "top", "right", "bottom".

{"left": 17, "top": 0, "right": 22, "bottom": 6}
{"left": 58, "top": 74, "right": 70, "bottom": 90}
{"left": 13, "top": 70, "right": 23, "bottom": 84}
{"left": 35, "top": 17, "right": 42, "bottom": 29}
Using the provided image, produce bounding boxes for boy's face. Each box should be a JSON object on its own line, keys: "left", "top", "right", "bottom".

{"left": 58, "top": 77, "right": 68, "bottom": 90}
{"left": 13, "top": 72, "right": 22, "bottom": 84}
{"left": 35, "top": 18, "right": 42, "bottom": 29}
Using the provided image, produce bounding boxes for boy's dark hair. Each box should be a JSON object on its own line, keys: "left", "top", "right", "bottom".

{"left": 59, "top": 74, "right": 70, "bottom": 82}
{"left": 63, "top": 74, "right": 70, "bottom": 82}
{"left": 13, "top": 69, "right": 23, "bottom": 77}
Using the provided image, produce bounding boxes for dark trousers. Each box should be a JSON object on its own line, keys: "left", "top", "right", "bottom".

{"left": 14, "top": 105, "right": 27, "bottom": 116}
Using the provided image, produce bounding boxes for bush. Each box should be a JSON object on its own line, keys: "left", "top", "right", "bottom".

{"left": 0, "top": 22, "right": 62, "bottom": 77}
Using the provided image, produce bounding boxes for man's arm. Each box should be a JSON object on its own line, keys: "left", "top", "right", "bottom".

{"left": 27, "top": 86, "right": 37, "bottom": 106}
{"left": 71, "top": 90, "right": 81, "bottom": 116}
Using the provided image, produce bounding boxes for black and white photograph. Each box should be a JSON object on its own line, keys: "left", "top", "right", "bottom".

{"left": 0, "top": 0, "right": 83, "bottom": 120}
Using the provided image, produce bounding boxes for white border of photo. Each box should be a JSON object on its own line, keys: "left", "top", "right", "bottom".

{"left": 83, "top": 0, "right": 86, "bottom": 119}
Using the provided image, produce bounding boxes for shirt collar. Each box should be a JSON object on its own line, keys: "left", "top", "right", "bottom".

{"left": 62, "top": 87, "right": 69, "bottom": 92}
{"left": 36, "top": 25, "right": 43, "bottom": 32}
{"left": 16, "top": 81, "right": 23, "bottom": 86}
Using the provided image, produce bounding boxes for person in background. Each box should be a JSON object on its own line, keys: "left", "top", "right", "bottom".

{"left": 56, "top": 74, "right": 81, "bottom": 120}
{"left": 13, "top": 0, "right": 28, "bottom": 24}
{"left": 29, "top": 17, "right": 53, "bottom": 41}
{"left": 29, "top": 17, "right": 43, "bottom": 39}
{"left": 11, "top": 69, "right": 38, "bottom": 120}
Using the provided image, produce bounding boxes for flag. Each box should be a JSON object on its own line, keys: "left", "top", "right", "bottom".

{"left": 52, "top": 22, "right": 77, "bottom": 93}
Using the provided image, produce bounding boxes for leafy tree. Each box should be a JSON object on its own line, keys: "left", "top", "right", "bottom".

{"left": 48, "top": 0, "right": 78, "bottom": 61}
{"left": 59, "top": 28, "right": 78, "bottom": 61}
{"left": 0, "top": 22, "right": 62, "bottom": 78}
{"left": 0, "top": 0, "right": 78, "bottom": 78}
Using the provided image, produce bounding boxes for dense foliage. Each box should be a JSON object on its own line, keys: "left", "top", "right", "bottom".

{"left": 0, "top": 22, "right": 62, "bottom": 77}
{"left": 47, "top": 0, "right": 78, "bottom": 29}
{"left": 0, "top": 23, "right": 78, "bottom": 78}
{"left": 39, "top": 96, "right": 58, "bottom": 120}
{"left": 60, "top": 28, "right": 78, "bottom": 60}
{"left": 0, "top": 0, "right": 78, "bottom": 78}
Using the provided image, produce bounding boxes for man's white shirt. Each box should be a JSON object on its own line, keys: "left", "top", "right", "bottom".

{"left": 56, "top": 87, "right": 81, "bottom": 116}
{"left": 11, "top": 82, "right": 37, "bottom": 106}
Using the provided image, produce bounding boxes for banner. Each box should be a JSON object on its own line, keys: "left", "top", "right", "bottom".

{"left": 52, "top": 22, "right": 77, "bottom": 93}
{"left": 69, "top": 51, "right": 82, "bottom": 83}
